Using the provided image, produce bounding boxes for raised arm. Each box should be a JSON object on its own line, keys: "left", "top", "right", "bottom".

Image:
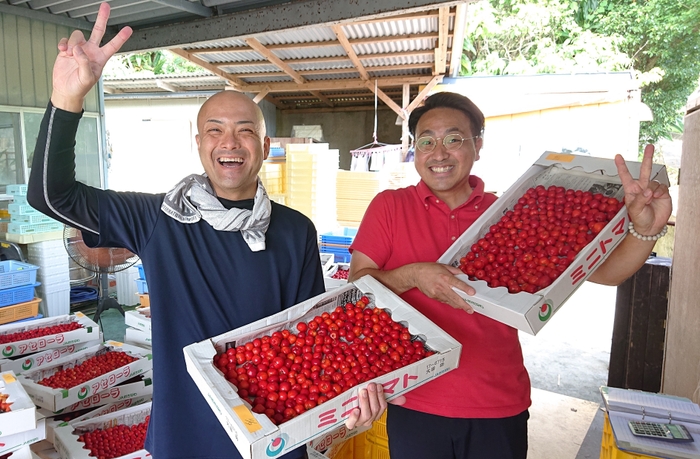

{"left": 27, "top": 3, "right": 133, "bottom": 234}
{"left": 51, "top": 3, "right": 132, "bottom": 112}
{"left": 588, "top": 144, "right": 673, "bottom": 285}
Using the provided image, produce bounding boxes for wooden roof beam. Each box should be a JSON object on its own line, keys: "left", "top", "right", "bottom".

{"left": 434, "top": 6, "right": 450, "bottom": 75}
{"left": 244, "top": 75, "right": 438, "bottom": 93}
{"left": 449, "top": 3, "right": 469, "bottom": 77}
{"left": 332, "top": 24, "right": 370, "bottom": 81}
{"left": 245, "top": 38, "right": 306, "bottom": 85}
{"left": 310, "top": 90, "right": 335, "bottom": 107}
{"left": 365, "top": 80, "right": 404, "bottom": 118}
{"left": 169, "top": 48, "right": 246, "bottom": 89}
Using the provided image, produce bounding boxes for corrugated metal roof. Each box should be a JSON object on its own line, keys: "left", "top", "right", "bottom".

{"left": 1, "top": 0, "right": 473, "bottom": 111}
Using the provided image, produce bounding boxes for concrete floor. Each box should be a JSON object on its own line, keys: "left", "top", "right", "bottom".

{"left": 523, "top": 281, "right": 618, "bottom": 459}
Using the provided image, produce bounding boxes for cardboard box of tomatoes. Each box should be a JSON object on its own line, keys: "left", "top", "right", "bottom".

{"left": 438, "top": 151, "right": 670, "bottom": 335}
{"left": 0, "top": 340, "right": 102, "bottom": 376}
{"left": 18, "top": 342, "right": 153, "bottom": 411}
{"left": 41, "top": 394, "right": 152, "bottom": 445}
{"left": 0, "top": 313, "right": 101, "bottom": 362}
{"left": 53, "top": 401, "right": 151, "bottom": 459}
{"left": 183, "top": 275, "right": 462, "bottom": 459}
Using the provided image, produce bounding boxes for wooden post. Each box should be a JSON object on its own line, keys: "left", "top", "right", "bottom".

{"left": 661, "top": 92, "right": 700, "bottom": 402}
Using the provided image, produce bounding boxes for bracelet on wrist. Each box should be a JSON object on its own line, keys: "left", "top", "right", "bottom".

{"left": 628, "top": 222, "right": 668, "bottom": 241}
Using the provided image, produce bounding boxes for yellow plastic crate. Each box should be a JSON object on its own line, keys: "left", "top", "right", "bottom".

{"left": 600, "top": 413, "right": 661, "bottom": 459}
{"left": 0, "top": 297, "right": 41, "bottom": 325}
{"left": 138, "top": 294, "right": 150, "bottom": 307}
{"left": 365, "top": 412, "right": 388, "bottom": 448}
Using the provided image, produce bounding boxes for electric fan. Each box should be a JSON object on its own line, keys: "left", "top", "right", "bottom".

{"left": 63, "top": 225, "right": 139, "bottom": 323}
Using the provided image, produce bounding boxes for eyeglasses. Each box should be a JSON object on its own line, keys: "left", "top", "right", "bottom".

{"left": 415, "top": 133, "right": 476, "bottom": 153}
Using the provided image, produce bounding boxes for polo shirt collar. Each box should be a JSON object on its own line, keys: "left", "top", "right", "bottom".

{"left": 417, "top": 176, "right": 487, "bottom": 210}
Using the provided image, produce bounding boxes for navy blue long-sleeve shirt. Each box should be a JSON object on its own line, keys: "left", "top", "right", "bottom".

{"left": 28, "top": 103, "right": 325, "bottom": 459}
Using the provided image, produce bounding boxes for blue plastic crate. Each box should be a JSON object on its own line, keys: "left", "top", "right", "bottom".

{"left": 136, "top": 264, "right": 146, "bottom": 280}
{"left": 320, "top": 227, "right": 358, "bottom": 247}
{"left": 6, "top": 184, "right": 27, "bottom": 195}
{"left": 0, "top": 261, "right": 40, "bottom": 290}
{"left": 136, "top": 278, "right": 149, "bottom": 294}
{"left": 319, "top": 246, "right": 351, "bottom": 263}
{"left": 0, "top": 283, "right": 40, "bottom": 308}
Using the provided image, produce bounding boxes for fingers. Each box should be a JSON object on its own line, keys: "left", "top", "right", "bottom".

{"left": 102, "top": 26, "right": 133, "bottom": 58}
{"left": 638, "top": 144, "right": 654, "bottom": 189}
{"left": 57, "top": 37, "right": 69, "bottom": 53}
{"left": 66, "top": 30, "right": 87, "bottom": 55}
{"left": 614, "top": 154, "right": 635, "bottom": 190}
{"left": 88, "top": 3, "right": 111, "bottom": 45}
{"left": 344, "top": 383, "right": 387, "bottom": 429}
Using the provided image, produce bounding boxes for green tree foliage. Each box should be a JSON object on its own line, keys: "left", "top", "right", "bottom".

{"left": 462, "top": 0, "right": 700, "bottom": 148}
{"left": 576, "top": 0, "right": 700, "bottom": 145}
{"left": 104, "top": 50, "right": 202, "bottom": 77}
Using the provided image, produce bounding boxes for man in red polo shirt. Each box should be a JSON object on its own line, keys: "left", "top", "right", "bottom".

{"left": 348, "top": 91, "right": 672, "bottom": 459}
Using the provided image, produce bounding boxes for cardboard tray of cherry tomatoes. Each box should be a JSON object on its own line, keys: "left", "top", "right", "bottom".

{"left": 0, "top": 370, "right": 37, "bottom": 437}
{"left": 0, "top": 340, "right": 102, "bottom": 376}
{"left": 0, "top": 312, "right": 101, "bottom": 361}
{"left": 438, "top": 151, "right": 670, "bottom": 335}
{"left": 53, "top": 402, "right": 151, "bottom": 459}
{"left": 18, "top": 342, "right": 153, "bottom": 411}
{"left": 124, "top": 307, "right": 151, "bottom": 333}
{"left": 41, "top": 394, "right": 152, "bottom": 446}
{"left": 37, "top": 369, "right": 154, "bottom": 419}
{"left": 183, "top": 274, "right": 462, "bottom": 459}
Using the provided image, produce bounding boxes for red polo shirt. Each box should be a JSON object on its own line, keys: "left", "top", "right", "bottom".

{"left": 350, "top": 176, "right": 531, "bottom": 419}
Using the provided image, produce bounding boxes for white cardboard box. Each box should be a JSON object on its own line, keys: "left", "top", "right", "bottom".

{"left": 19, "top": 342, "right": 153, "bottom": 411}
{"left": 0, "top": 313, "right": 101, "bottom": 359}
{"left": 38, "top": 371, "right": 154, "bottom": 418}
{"left": 438, "top": 151, "right": 670, "bottom": 335}
{"left": 41, "top": 394, "right": 152, "bottom": 445}
{"left": 53, "top": 402, "right": 151, "bottom": 459}
{"left": 124, "top": 328, "right": 152, "bottom": 349}
{"left": 0, "top": 412, "right": 46, "bottom": 455}
{"left": 124, "top": 309, "right": 151, "bottom": 333}
{"left": 183, "top": 275, "right": 461, "bottom": 459}
{"left": 0, "top": 371, "right": 36, "bottom": 437}
{"left": 0, "top": 340, "right": 102, "bottom": 375}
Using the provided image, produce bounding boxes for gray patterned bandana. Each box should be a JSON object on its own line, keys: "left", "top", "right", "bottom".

{"left": 161, "top": 174, "right": 272, "bottom": 252}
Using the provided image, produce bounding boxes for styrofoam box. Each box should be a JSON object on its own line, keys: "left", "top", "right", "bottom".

{"left": 32, "top": 262, "right": 70, "bottom": 279}
{"left": 124, "top": 327, "right": 152, "bottom": 349}
{"left": 19, "top": 341, "right": 153, "bottom": 411}
{"left": 36, "top": 287, "right": 71, "bottom": 317}
{"left": 438, "top": 151, "right": 670, "bottom": 335}
{"left": 115, "top": 266, "right": 139, "bottom": 307}
{"left": 0, "top": 412, "right": 46, "bottom": 456}
{"left": 54, "top": 402, "right": 151, "bottom": 459}
{"left": 0, "top": 312, "right": 100, "bottom": 358}
{"left": 0, "top": 371, "right": 37, "bottom": 437}
{"left": 183, "top": 275, "right": 462, "bottom": 459}
{"left": 323, "top": 277, "right": 348, "bottom": 291}
{"left": 38, "top": 370, "right": 154, "bottom": 416}
{"left": 124, "top": 308, "right": 151, "bottom": 333}
{"left": 0, "top": 340, "right": 101, "bottom": 375}
{"left": 36, "top": 271, "right": 71, "bottom": 287}
{"left": 30, "top": 441, "right": 60, "bottom": 459}
{"left": 41, "top": 395, "right": 152, "bottom": 445}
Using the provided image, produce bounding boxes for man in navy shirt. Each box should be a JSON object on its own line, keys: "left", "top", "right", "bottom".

{"left": 28, "top": 4, "right": 389, "bottom": 458}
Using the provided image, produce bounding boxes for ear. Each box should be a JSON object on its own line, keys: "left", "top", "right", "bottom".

{"left": 474, "top": 137, "right": 483, "bottom": 161}
{"left": 263, "top": 136, "right": 270, "bottom": 161}
{"left": 195, "top": 134, "right": 201, "bottom": 149}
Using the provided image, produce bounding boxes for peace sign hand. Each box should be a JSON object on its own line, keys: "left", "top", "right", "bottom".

{"left": 614, "top": 144, "right": 672, "bottom": 237}
{"left": 51, "top": 3, "right": 132, "bottom": 112}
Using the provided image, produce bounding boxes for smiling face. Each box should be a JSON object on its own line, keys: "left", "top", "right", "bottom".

{"left": 413, "top": 107, "right": 483, "bottom": 209}
{"left": 196, "top": 91, "right": 270, "bottom": 201}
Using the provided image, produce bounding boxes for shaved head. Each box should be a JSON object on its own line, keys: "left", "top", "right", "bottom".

{"left": 197, "top": 91, "right": 267, "bottom": 138}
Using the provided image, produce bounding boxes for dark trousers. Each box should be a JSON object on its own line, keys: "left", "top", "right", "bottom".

{"left": 386, "top": 404, "right": 529, "bottom": 459}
